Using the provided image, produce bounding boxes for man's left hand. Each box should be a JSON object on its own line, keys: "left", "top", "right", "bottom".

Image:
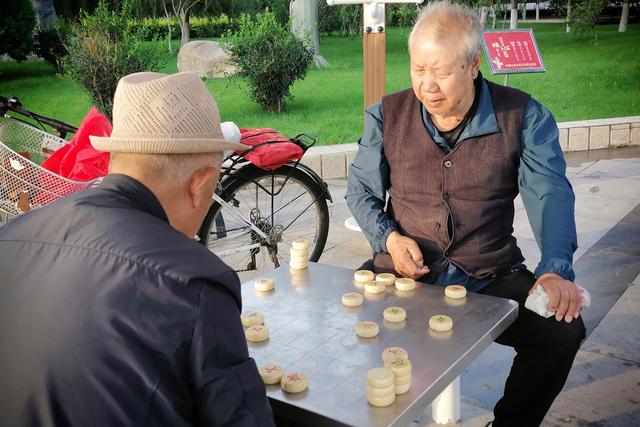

{"left": 531, "top": 273, "right": 582, "bottom": 323}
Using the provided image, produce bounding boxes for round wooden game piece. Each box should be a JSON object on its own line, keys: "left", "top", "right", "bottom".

{"left": 395, "top": 278, "right": 416, "bottom": 291}
{"left": 341, "top": 292, "right": 364, "bottom": 307}
{"left": 383, "top": 306, "right": 406, "bottom": 323}
{"left": 259, "top": 364, "right": 283, "bottom": 385}
{"left": 444, "top": 285, "right": 467, "bottom": 299}
{"left": 429, "top": 314, "right": 453, "bottom": 332}
{"left": 354, "top": 270, "right": 375, "bottom": 283}
{"left": 241, "top": 311, "right": 264, "bottom": 327}
{"left": 356, "top": 321, "right": 380, "bottom": 338}
{"left": 280, "top": 372, "right": 308, "bottom": 393}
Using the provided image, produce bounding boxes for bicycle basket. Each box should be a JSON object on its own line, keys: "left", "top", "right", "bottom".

{"left": 0, "top": 119, "right": 95, "bottom": 223}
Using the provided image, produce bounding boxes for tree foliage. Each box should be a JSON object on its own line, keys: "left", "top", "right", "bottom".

{"left": 63, "top": 0, "right": 162, "bottom": 119}
{"left": 0, "top": 0, "right": 37, "bottom": 61}
{"left": 224, "top": 11, "right": 314, "bottom": 112}
{"left": 569, "top": 0, "right": 608, "bottom": 35}
{"left": 35, "top": 20, "right": 72, "bottom": 73}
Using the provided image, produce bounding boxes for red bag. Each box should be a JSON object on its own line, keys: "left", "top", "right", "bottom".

{"left": 33, "top": 107, "right": 111, "bottom": 206}
{"left": 41, "top": 106, "right": 111, "bottom": 182}
{"left": 237, "top": 128, "right": 303, "bottom": 170}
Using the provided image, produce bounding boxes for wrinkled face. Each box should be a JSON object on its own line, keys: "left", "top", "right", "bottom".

{"left": 410, "top": 31, "right": 480, "bottom": 119}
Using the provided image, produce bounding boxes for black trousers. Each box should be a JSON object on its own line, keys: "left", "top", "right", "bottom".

{"left": 477, "top": 268, "right": 586, "bottom": 427}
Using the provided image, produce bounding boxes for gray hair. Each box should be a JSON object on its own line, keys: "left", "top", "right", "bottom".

{"left": 109, "top": 152, "right": 223, "bottom": 185}
{"left": 408, "top": 1, "right": 484, "bottom": 64}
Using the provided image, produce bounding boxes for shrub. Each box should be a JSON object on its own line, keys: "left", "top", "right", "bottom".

{"left": 387, "top": 4, "right": 419, "bottom": 27}
{"left": 0, "top": 0, "right": 36, "bottom": 61}
{"left": 569, "top": 0, "right": 608, "bottom": 37}
{"left": 63, "top": 0, "right": 162, "bottom": 120}
{"left": 35, "top": 20, "right": 72, "bottom": 73}
{"left": 128, "top": 14, "right": 238, "bottom": 41}
{"left": 338, "top": 5, "right": 361, "bottom": 36}
{"left": 224, "top": 11, "right": 314, "bottom": 112}
{"left": 318, "top": 3, "right": 361, "bottom": 36}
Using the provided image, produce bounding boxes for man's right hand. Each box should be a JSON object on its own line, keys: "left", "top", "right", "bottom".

{"left": 386, "top": 231, "right": 430, "bottom": 279}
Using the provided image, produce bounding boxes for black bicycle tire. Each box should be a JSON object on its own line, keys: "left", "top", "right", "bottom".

{"left": 198, "top": 164, "right": 330, "bottom": 268}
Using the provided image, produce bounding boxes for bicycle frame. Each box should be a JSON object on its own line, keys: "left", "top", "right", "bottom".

{"left": 209, "top": 192, "right": 267, "bottom": 257}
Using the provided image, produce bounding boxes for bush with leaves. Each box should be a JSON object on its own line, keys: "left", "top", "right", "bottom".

{"left": 35, "top": 20, "right": 73, "bottom": 73}
{"left": 387, "top": 4, "right": 419, "bottom": 27}
{"left": 0, "top": 0, "right": 36, "bottom": 61}
{"left": 569, "top": 0, "right": 608, "bottom": 37}
{"left": 63, "top": 0, "right": 162, "bottom": 120}
{"left": 318, "top": 3, "right": 361, "bottom": 36}
{"left": 224, "top": 12, "right": 314, "bottom": 112}
{"left": 127, "top": 14, "right": 238, "bottom": 41}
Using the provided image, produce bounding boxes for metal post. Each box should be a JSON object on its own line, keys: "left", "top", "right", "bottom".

{"left": 432, "top": 376, "right": 461, "bottom": 424}
{"left": 363, "top": 3, "right": 386, "bottom": 109}
{"left": 363, "top": 31, "right": 386, "bottom": 108}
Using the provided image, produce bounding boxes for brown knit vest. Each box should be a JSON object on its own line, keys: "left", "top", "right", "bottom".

{"left": 381, "top": 80, "right": 530, "bottom": 278}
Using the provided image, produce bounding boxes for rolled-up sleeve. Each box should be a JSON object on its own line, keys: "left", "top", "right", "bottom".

{"left": 346, "top": 103, "right": 398, "bottom": 253}
{"left": 518, "top": 99, "right": 577, "bottom": 281}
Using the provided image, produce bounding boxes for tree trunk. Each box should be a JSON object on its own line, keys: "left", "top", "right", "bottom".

{"left": 566, "top": 0, "right": 571, "bottom": 33}
{"left": 491, "top": 5, "right": 497, "bottom": 29}
{"left": 619, "top": 0, "right": 630, "bottom": 32}
{"left": 180, "top": 9, "right": 191, "bottom": 46}
{"left": 510, "top": 0, "right": 518, "bottom": 29}
{"left": 164, "top": 2, "right": 173, "bottom": 53}
{"left": 480, "top": 6, "right": 488, "bottom": 27}
{"left": 30, "top": 0, "right": 58, "bottom": 29}
{"left": 290, "top": 0, "right": 329, "bottom": 68}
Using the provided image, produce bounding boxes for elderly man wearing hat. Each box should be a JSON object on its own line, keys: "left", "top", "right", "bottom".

{"left": 0, "top": 72, "right": 275, "bottom": 426}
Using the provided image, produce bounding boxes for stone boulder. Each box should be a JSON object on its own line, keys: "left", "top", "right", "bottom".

{"left": 177, "top": 41, "right": 237, "bottom": 79}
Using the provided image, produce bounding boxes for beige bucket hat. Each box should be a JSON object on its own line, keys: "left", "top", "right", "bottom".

{"left": 90, "top": 72, "right": 249, "bottom": 153}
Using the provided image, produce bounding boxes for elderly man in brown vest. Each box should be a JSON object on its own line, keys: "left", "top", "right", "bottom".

{"left": 346, "top": 2, "right": 585, "bottom": 426}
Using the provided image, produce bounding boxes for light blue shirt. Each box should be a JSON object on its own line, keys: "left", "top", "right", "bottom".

{"left": 345, "top": 78, "right": 577, "bottom": 291}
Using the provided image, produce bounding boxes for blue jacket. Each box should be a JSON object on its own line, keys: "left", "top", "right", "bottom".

{"left": 346, "top": 78, "right": 578, "bottom": 291}
{"left": 0, "top": 174, "right": 274, "bottom": 426}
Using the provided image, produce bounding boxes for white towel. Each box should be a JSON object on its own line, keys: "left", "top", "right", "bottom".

{"left": 221, "top": 121, "right": 242, "bottom": 158}
{"left": 525, "top": 284, "right": 591, "bottom": 318}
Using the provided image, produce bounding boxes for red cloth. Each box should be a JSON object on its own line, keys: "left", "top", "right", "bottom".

{"left": 237, "top": 128, "right": 303, "bottom": 170}
{"left": 41, "top": 106, "right": 111, "bottom": 182}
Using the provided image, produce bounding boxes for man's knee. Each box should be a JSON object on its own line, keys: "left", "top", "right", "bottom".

{"left": 357, "top": 258, "right": 375, "bottom": 271}
{"left": 532, "top": 314, "right": 586, "bottom": 353}
{"left": 561, "top": 316, "right": 586, "bottom": 348}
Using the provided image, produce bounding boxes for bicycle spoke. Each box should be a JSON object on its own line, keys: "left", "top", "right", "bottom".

{"left": 281, "top": 200, "right": 317, "bottom": 233}
{"left": 202, "top": 167, "right": 328, "bottom": 280}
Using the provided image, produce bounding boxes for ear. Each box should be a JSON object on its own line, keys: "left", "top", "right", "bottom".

{"left": 188, "top": 166, "right": 220, "bottom": 210}
{"left": 471, "top": 54, "right": 481, "bottom": 79}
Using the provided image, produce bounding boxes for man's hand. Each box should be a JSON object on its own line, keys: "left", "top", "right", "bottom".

{"left": 532, "top": 273, "right": 582, "bottom": 323}
{"left": 386, "top": 231, "right": 430, "bottom": 279}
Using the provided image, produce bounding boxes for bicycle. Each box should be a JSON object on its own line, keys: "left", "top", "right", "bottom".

{"left": 196, "top": 133, "right": 332, "bottom": 282}
{"left": 0, "top": 96, "right": 332, "bottom": 281}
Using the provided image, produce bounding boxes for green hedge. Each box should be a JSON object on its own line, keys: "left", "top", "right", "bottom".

{"left": 129, "top": 14, "right": 237, "bottom": 41}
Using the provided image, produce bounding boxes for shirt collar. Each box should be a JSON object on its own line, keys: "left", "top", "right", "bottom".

{"left": 420, "top": 75, "right": 500, "bottom": 142}
{"left": 93, "top": 174, "right": 169, "bottom": 223}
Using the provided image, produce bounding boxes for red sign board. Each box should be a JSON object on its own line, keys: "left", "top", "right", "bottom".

{"left": 482, "top": 29, "right": 545, "bottom": 75}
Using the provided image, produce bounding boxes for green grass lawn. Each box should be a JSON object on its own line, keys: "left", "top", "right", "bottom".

{"left": 1, "top": 23, "right": 638, "bottom": 145}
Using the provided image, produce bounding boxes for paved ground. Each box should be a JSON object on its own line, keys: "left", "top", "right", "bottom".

{"left": 317, "top": 146, "right": 640, "bottom": 426}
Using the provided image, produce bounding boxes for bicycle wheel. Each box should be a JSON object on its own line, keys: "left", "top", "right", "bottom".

{"left": 198, "top": 164, "right": 330, "bottom": 282}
